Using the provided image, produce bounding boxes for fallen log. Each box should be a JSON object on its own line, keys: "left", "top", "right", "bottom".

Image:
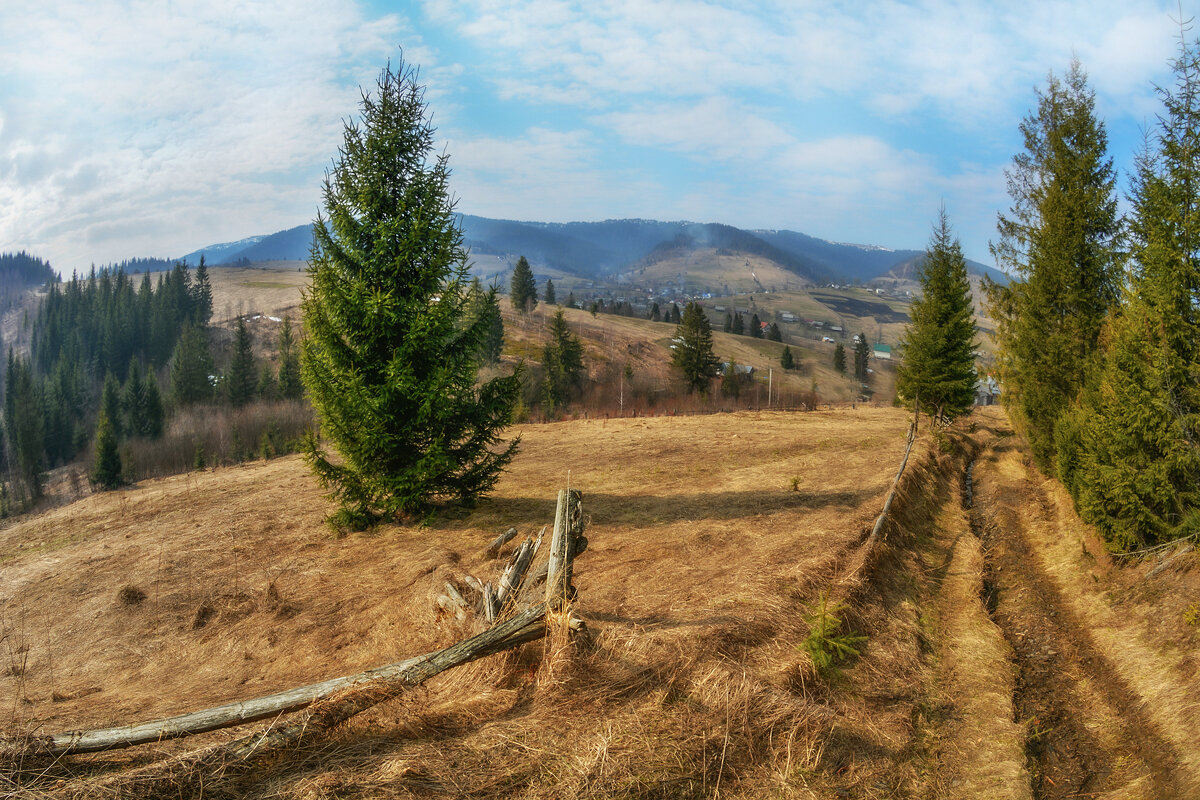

{"left": 35, "top": 607, "right": 552, "bottom": 800}
{"left": 12, "top": 603, "right": 548, "bottom": 759}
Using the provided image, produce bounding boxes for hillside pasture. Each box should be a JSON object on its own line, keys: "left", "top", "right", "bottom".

{"left": 2, "top": 408, "right": 916, "bottom": 798}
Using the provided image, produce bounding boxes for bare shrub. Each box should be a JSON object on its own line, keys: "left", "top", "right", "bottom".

{"left": 120, "top": 399, "right": 314, "bottom": 481}
{"left": 117, "top": 585, "right": 147, "bottom": 606}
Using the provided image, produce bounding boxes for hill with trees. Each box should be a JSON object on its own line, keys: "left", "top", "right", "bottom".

{"left": 173, "top": 216, "right": 1005, "bottom": 287}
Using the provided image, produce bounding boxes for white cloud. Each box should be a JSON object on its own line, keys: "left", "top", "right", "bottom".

{"left": 0, "top": 0, "right": 409, "bottom": 270}
{"left": 598, "top": 97, "right": 792, "bottom": 161}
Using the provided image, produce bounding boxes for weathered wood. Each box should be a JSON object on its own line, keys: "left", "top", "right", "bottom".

{"left": 13, "top": 604, "right": 550, "bottom": 759}
{"left": 443, "top": 581, "right": 469, "bottom": 610}
{"left": 496, "top": 526, "right": 545, "bottom": 611}
{"left": 545, "top": 489, "right": 583, "bottom": 607}
{"left": 462, "top": 574, "right": 485, "bottom": 596}
{"left": 1143, "top": 543, "right": 1195, "bottom": 582}
{"left": 482, "top": 582, "right": 498, "bottom": 623}
{"left": 6, "top": 485, "right": 591, "bottom": 778}
{"left": 436, "top": 581, "right": 470, "bottom": 621}
{"left": 866, "top": 413, "right": 919, "bottom": 546}
{"left": 484, "top": 527, "right": 518, "bottom": 557}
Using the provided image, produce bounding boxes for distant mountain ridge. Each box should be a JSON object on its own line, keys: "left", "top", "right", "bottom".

{"left": 175, "top": 216, "right": 1006, "bottom": 286}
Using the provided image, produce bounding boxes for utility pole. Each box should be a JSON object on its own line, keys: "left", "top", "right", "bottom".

{"left": 768, "top": 368, "right": 773, "bottom": 408}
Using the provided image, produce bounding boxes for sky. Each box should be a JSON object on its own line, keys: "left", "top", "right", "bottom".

{"left": 0, "top": 1, "right": 1189, "bottom": 274}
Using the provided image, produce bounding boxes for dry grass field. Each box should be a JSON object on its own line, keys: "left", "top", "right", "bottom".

{"left": 4, "top": 403, "right": 1200, "bottom": 798}
{"left": 3, "top": 408, "right": 925, "bottom": 798}
{"left": 624, "top": 249, "right": 812, "bottom": 294}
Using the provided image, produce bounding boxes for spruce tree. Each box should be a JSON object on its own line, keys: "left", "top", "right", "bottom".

{"left": 672, "top": 302, "right": 721, "bottom": 393}
{"left": 171, "top": 323, "right": 214, "bottom": 406}
{"left": 256, "top": 362, "right": 278, "bottom": 400}
{"left": 90, "top": 408, "right": 123, "bottom": 490}
{"left": 986, "top": 59, "right": 1120, "bottom": 468}
{"left": 122, "top": 359, "right": 149, "bottom": 436}
{"left": 721, "top": 359, "right": 743, "bottom": 398}
{"left": 566, "top": 291, "right": 577, "bottom": 309}
{"left": 101, "top": 371, "right": 123, "bottom": 439}
{"left": 767, "top": 322, "right": 782, "bottom": 342}
{"left": 276, "top": 314, "right": 302, "bottom": 400}
{"left": 301, "top": 59, "right": 520, "bottom": 524}
{"left": 833, "top": 342, "right": 846, "bottom": 374}
{"left": 1064, "top": 38, "right": 1200, "bottom": 549}
{"left": 731, "top": 312, "right": 745, "bottom": 335}
{"left": 192, "top": 255, "right": 214, "bottom": 325}
{"left": 142, "top": 372, "right": 164, "bottom": 438}
{"left": 540, "top": 308, "right": 584, "bottom": 413}
{"left": 467, "top": 280, "right": 505, "bottom": 365}
{"left": 896, "top": 209, "right": 977, "bottom": 420}
{"left": 854, "top": 334, "right": 870, "bottom": 383}
{"left": 544, "top": 278, "right": 556, "bottom": 305}
{"left": 510, "top": 256, "right": 537, "bottom": 311}
{"left": 781, "top": 345, "right": 795, "bottom": 370}
{"left": 4, "top": 352, "right": 44, "bottom": 499}
{"left": 723, "top": 312, "right": 732, "bottom": 333}
{"left": 225, "top": 316, "right": 256, "bottom": 407}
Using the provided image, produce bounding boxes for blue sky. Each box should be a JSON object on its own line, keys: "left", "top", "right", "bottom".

{"left": 0, "top": 1, "right": 1187, "bottom": 273}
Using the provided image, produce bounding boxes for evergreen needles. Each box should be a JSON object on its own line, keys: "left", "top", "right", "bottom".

{"left": 896, "top": 209, "right": 977, "bottom": 421}
{"left": 799, "top": 590, "right": 866, "bottom": 674}
{"left": 300, "top": 59, "right": 521, "bottom": 528}
{"left": 671, "top": 301, "right": 720, "bottom": 393}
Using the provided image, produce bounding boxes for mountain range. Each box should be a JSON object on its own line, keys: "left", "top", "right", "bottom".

{"left": 179, "top": 216, "right": 1006, "bottom": 286}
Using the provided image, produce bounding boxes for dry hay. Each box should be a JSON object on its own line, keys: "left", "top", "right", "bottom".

{"left": 1, "top": 407, "right": 958, "bottom": 798}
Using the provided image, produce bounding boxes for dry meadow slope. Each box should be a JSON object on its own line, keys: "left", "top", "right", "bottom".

{"left": 8, "top": 406, "right": 1196, "bottom": 799}
{"left": 5, "top": 408, "right": 927, "bottom": 798}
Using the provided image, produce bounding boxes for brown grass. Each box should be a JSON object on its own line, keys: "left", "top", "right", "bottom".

{"left": 1, "top": 407, "right": 940, "bottom": 797}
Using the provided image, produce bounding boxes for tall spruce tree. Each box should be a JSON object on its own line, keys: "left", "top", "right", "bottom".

{"left": 4, "top": 352, "right": 44, "bottom": 499}
{"left": 226, "top": 316, "right": 256, "bottom": 407}
{"left": 123, "top": 359, "right": 150, "bottom": 436}
{"left": 780, "top": 345, "right": 795, "bottom": 370}
{"left": 171, "top": 323, "right": 214, "bottom": 406}
{"left": 1061, "top": 38, "right": 1200, "bottom": 549}
{"left": 833, "top": 342, "right": 846, "bottom": 374}
{"left": 101, "top": 371, "right": 123, "bottom": 439}
{"left": 192, "top": 255, "right": 214, "bottom": 325}
{"left": 510, "top": 256, "right": 537, "bottom": 311}
{"left": 896, "top": 209, "right": 978, "bottom": 420}
{"left": 301, "top": 59, "right": 520, "bottom": 526}
{"left": 672, "top": 301, "right": 721, "bottom": 393}
{"left": 276, "top": 315, "right": 302, "bottom": 400}
{"left": 90, "top": 408, "right": 123, "bottom": 490}
{"left": 749, "top": 314, "right": 763, "bottom": 338}
{"left": 544, "top": 278, "right": 556, "bottom": 305}
{"left": 854, "top": 334, "right": 870, "bottom": 383}
{"left": 466, "top": 279, "right": 504, "bottom": 365}
{"left": 540, "top": 308, "right": 585, "bottom": 413}
{"left": 142, "top": 371, "right": 164, "bottom": 438}
{"left": 986, "top": 60, "right": 1120, "bottom": 468}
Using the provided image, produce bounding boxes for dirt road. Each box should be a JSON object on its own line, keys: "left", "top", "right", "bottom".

{"left": 932, "top": 409, "right": 1200, "bottom": 799}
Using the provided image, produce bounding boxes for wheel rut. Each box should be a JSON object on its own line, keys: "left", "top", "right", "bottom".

{"left": 963, "top": 447, "right": 1185, "bottom": 799}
